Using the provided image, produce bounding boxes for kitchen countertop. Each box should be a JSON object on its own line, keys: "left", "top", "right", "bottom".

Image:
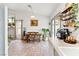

{"left": 58, "top": 39, "right": 79, "bottom": 47}
{"left": 49, "top": 37, "right": 79, "bottom": 56}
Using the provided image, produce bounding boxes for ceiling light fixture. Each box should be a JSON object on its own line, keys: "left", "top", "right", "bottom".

{"left": 27, "top": 5, "right": 36, "bottom": 20}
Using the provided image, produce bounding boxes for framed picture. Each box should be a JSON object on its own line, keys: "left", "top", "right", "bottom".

{"left": 31, "top": 20, "right": 38, "bottom": 26}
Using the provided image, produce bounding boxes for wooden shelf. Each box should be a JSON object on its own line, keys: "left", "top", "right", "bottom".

{"left": 62, "top": 6, "right": 72, "bottom": 14}
{"left": 59, "top": 4, "right": 78, "bottom": 29}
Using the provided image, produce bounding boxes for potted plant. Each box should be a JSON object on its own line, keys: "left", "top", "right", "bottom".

{"left": 42, "top": 28, "right": 49, "bottom": 41}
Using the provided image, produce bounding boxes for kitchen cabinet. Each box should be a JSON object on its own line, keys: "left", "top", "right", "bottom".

{"left": 54, "top": 49, "right": 59, "bottom": 56}
{"left": 16, "top": 20, "right": 23, "bottom": 40}
{"left": 8, "top": 17, "right": 16, "bottom": 43}
{"left": 8, "top": 18, "right": 23, "bottom": 42}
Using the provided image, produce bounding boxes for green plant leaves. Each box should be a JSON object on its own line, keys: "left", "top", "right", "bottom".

{"left": 42, "top": 28, "right": 49, "bottom": 33}
{"left": 71, "top": 3, "right": 78, "bottom": 13}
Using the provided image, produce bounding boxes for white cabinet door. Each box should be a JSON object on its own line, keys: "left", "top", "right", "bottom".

{"left": 16, "top": 20, "right": 23, "bottom": 40}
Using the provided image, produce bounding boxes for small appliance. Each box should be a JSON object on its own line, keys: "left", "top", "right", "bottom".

{"left": 56, "top": 28, "right": 70, "bottom": 40}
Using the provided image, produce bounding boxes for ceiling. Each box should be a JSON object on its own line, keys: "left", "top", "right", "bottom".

{"left": 1, "top": 3, "right": 61, "bottom": 17}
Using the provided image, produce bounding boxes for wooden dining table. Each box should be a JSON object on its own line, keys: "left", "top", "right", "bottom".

{"left": 25, "top": 32, "right": 42, "bottom": 42}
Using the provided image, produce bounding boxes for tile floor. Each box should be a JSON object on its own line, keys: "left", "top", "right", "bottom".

{"left": 8, "top": 40, "right": 53, "bottom": 56}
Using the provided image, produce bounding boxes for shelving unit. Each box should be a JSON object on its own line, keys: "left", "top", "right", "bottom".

{"left": 8, "top": 17, "right": 23, "bottom": 43}
{"left": 8, "top": 17, "right": 16, "bottom": 43}
{"left": 58, "top": 3, "right": 79, "bottom": 44}
{"left": 59, "top": 3, "right": 78, "bottom": 31}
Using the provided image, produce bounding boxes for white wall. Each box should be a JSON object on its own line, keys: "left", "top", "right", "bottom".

{"left": 48, "top": 4, "right": 66, "bottom": 47}
{"left": 0, "top": 6, "right": 5, "bottom": 55}
{"left": 23, "top": 16, "right": 49, "bottom": 32}
{"left": 50, "top": 3, "right": 66, "bottom": 20}
{"left": 9, "top": 11, "right": 49, "bottom": 33}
